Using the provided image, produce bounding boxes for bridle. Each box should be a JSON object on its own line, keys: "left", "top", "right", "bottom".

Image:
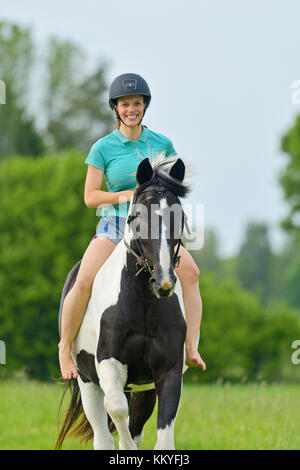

{"left": 123, "top": 183, "right": 190, "bottom": 277}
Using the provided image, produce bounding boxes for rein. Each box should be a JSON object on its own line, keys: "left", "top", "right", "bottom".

{"left": 123, "top": 184, "right": 190, "bottom": 277}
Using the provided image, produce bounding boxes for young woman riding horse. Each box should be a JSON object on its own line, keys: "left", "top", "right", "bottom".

{"left": 58, "top": 72, "right": 206, "bottom": 380}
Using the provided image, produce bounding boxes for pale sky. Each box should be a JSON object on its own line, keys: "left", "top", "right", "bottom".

{"left": 1, "top": 0, "right": 300, "bottom": 256}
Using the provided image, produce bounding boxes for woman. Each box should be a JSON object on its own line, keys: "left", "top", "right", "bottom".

{"left": 58, "top": 73, "right": 206, "bottom": 379}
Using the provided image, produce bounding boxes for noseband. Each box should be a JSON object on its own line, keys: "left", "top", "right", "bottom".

{"left": 123, "top": 184, "right": 189, "bottom": 277}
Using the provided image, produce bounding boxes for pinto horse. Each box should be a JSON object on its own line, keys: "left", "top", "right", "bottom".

{"left": 56, "top": 155, "right": 191, "bottom": 450}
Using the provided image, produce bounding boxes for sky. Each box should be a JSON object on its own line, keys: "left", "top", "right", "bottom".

{"left": 1, "top": 0, "right": 300, "bottom": 256}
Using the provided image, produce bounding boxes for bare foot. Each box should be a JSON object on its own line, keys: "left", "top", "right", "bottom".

{"left": 185, "top": 350, "right": 206, "bottom": 370}
{"left": 59, "top": 346, "right": 78, "bottom": 380}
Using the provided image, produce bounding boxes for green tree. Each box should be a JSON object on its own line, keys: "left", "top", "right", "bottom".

{"left": 0, "top": 22, "right": 33, "bottom": 104}
{"left": 280, "top": 115, "right": 300, "bottom": 235}
{"left": 0, "top": 22, "right": 45, "bottom": 157}
{"left": 191, "top": 228, "right": 221, "bottom": 274}
{"left": 43, "top": 38, "right": 113, "bottom": 153}
{"left": 277, "top": 115, "right": 300, "bottom": 308}
{"left": 0, "top": 22, "right": 113, "bottom": 158}
{"left": 236, "top": 222, "right": 273, "bottom": 303}
{"left": 268, "top": 235, "right": 300, "bottom": 309}
{"left": 186, "top": 273, "right": 300, "bottom": 384}
{"left": 283, "top": 252, "right": 300, "bottom": 309}
{"left": 0, "top": 152, "right": 99, "bottom": 379}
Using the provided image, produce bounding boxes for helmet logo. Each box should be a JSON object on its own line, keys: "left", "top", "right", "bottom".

{"left": 122, "top": 79, "right": 137, "bottom": 91}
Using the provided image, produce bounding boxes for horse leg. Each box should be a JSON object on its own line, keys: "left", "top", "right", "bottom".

{"left": 77, "top": 376, "right": 114, "bottom": 450}
{"left": 98, "top": 358, "right": 137, "bottom": 450}
{"left": 153, "top": 368, "right": 182, "bottom": 450}
{"left": 128, "top": 390, "right": 156, "bottom": 448}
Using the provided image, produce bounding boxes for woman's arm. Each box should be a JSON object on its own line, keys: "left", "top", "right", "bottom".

{"left": 84, "top": 165, "right": 133, "bottom": 208}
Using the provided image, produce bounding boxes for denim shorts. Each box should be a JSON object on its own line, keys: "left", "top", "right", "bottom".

{"left": 93, "top": 216, "right": 127, "bottom": 246}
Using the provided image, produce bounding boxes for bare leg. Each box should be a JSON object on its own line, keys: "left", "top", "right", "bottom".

{"left": 175, "top": 246, "right": 206, "bottom": 370}
{"left": 58, "top": 237, "right": 115, "bottom": 379}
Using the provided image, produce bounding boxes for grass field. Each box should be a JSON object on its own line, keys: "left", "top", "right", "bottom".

{"left": 0, "top": 380, "right": 299, "bottom": 450}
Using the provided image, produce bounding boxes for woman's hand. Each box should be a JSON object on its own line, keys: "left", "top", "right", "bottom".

{"left": 185, "top": 350, "right": 206, "bottom": 370}
{"left": 121, "top": 190, "right": 134, "bottom": 202}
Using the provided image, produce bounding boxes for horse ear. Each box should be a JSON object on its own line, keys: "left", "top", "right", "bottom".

{"left": 136, "top": 158, "right": 153, "bottom": 185}
{"left": 169, "top": 158, "right": 185, "bottom": 182}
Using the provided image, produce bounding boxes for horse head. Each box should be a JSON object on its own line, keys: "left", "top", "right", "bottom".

{"left": 125, "top": 155, "right": 190, "bottom": 299}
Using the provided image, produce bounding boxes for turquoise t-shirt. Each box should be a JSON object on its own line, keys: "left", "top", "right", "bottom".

{"left": 85, "top": 126, "right": 176, "bottom": 218}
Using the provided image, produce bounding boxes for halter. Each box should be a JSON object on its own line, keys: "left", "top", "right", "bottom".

{"left": 123, "top": 183, "right": 189, "bottom": 277}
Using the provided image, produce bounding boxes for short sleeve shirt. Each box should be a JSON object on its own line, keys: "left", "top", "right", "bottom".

{"left": 85, "top": 126, "right": 177, "bottom": 218}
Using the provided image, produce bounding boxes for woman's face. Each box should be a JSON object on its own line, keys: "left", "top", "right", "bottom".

{"left": 115, "top": 94, "right": 146, "bottom": 127}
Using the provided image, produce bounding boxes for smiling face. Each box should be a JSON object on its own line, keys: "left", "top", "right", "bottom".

{"left": 115, "top": 94, "right": 146, "bottom": 127}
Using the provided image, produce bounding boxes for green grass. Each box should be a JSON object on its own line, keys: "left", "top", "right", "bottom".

{"left": 0, "top": 380, "right": 299, "bottom": 450}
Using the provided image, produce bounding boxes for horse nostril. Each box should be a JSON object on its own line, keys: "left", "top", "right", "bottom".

{"left": 150, "top": 277, "right": 157, "bottom": 285}
{"left": 158, "top": 287, "right": 172, "bottom": 298}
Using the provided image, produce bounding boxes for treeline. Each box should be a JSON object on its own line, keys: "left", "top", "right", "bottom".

{"left": 0, "top": 152, "right": 96, "bottom": 379}
{"left": 192, "top": 223, "right": 300, "bottom": 311}
{"left": 186, "top": 226, "right": 300, "bottom": 383}
{"left": 0, "top": 22, "right": 113, "bottom": 159}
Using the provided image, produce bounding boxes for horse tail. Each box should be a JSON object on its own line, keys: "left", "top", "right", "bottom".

{"left": 55, "top": 378, "right": 93, "bottom": 450}
{"left": 55, "top": 378, "right": 117, "bottom": 450}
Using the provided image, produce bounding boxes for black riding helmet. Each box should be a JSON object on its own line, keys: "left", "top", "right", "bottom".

{"left": 109, "top": 73, "right": 151, "bottom": 125}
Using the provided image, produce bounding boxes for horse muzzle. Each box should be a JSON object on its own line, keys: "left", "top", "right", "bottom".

{"left": 149, "top": 274, "right": 177, "bottom": 298}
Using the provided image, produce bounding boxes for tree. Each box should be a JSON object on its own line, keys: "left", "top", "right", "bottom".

{"left": 236, "top": 222, "right": 273, "bottom": 303}
{"left": 268, "top": 235, "right": 300, "bottom": 309}
{"left": 0, "top": 22, "right": 45, "bottom": 157}
{"left": 185, "top": 273, "right": 300, "bottom": 383}
{"left": 191, "top": 228, "right": 221, "bottom": 274}
{"left": 0, "top": 151, "right": 99, "bottom": 379}
{"left": 0, "top": 22, "right": 114, "bottom": 158}
{"left": 280, "top": 115, "right": 300, "bottom": 235}
{"left": 0, "top": 22, "right": 33, "bottom": 104}
{"left": 277, "top": 115, "right": 300, "bottom": 309}
{"left": 43, "top": 38, "right": 114, "bottom": 153}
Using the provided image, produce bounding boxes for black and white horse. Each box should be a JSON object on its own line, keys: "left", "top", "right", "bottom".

{"left": 56, "top": 155, "right": 192, "bottom": 450}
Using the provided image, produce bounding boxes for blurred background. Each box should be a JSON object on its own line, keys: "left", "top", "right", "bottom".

{"left": 0, "top": 0, "right": 300, "bottom": 386}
